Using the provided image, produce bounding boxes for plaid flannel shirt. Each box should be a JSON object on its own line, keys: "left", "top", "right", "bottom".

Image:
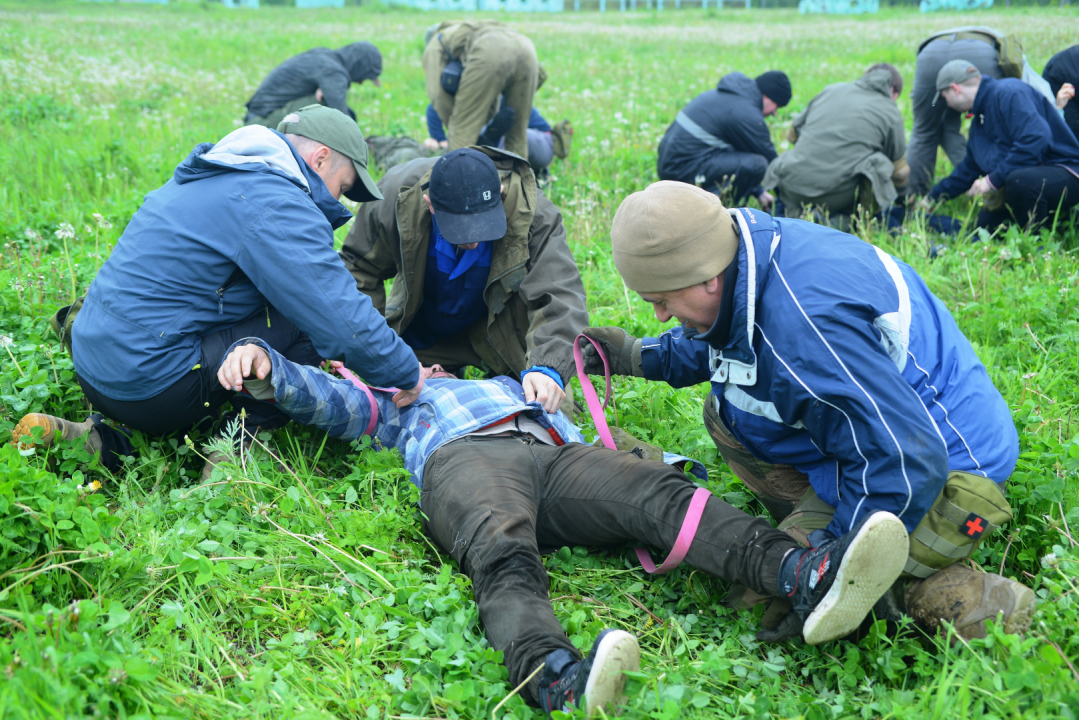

{"left": 234, "top": 339, "right": 585, "bottom": 490}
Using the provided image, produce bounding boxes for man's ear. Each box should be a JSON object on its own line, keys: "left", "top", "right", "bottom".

{"left": 704, "top": 275, "right": 722, "bottom": 294}
{"left": 423, "top": 194, "right": 435, "bottom": 215}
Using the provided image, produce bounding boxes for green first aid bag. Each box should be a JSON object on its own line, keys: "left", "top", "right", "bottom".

{"left": 904, "top": 471, "right": 1013, "bottom": 579}
{"left": 50, "top": 295, "right": 85, "bottom": 355}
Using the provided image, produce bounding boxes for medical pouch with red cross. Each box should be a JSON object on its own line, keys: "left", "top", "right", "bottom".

{"left": 902, "top": 472, "right": 1013, "bottom": 579}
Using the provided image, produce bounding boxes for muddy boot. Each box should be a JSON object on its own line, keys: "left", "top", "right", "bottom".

{"left": 12, "top": 413, "right": 103, "bottom": 455}
{"left": 905, "top": 563, "right": 1036, "bottom": 641}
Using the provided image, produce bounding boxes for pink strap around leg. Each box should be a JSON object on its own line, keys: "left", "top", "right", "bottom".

{"left": 573, "top": 334, "right": 710, "bottom": 575}
{"left": 634, "top": 487, "right": 712, "bottom": 574}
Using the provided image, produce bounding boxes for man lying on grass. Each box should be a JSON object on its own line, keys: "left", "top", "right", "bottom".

{"left": 213, "top": 338, "right": 911, "bottom": 717}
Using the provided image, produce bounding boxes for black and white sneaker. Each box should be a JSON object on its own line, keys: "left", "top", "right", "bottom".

{"left": 778, "top": 510, "right": 909, "bottom": 645}
{"left": 537, "top": 629, "right": 640, "bottom": 717}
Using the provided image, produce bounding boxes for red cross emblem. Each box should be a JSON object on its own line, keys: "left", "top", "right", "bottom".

{"left": 963, "top": 513, "right": 986, "bottom": 538}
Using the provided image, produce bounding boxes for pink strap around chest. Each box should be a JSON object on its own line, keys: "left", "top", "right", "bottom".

{"left": 573, "top": 334, "right": 711, "bottom": 575}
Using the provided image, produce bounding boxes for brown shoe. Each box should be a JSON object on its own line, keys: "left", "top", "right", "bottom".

{"left": 905, "top": 563, "right": 1035, "bottom": 641}
{"left": 12, "top": 413, "right": 100, "bottom": 454}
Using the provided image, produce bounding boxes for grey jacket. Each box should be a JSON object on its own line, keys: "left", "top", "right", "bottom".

{"left": 339, "top": 146, "right": 588, "bottom": 384}
{"left": 763, "top": 69, "right": 906, "bottom": 208}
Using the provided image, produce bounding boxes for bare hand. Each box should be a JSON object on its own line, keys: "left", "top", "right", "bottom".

{"left": 757, "top": 191, "right": 775, "bottom": 213}
{"left": 391, "top": 362, "right": 425, "bottom": 408}
{"left": 523, "top": 371, "right": 565, "bottom": 414}
{"left": 1057, "top": 83, "right": 1075, "bottom": 111}
{"left": 423, "top": 137, "right": 442, "bottom": 151}
{"left": 218, "top": 343, "right": 272, "bottom": 393}
{"left": 315, "top": 88, "right": 324, "bottom": 104}
{"left": 967, "top": 177, "right": 993, "bottom": 197}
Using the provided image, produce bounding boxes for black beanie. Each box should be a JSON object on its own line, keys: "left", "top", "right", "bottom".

{"left": 755, "top": 71, "right": 792, "bottom": 108}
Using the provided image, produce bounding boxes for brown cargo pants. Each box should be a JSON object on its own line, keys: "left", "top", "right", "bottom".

{"left": 419, "top": 434, "right": 798, "bottom": 704}
{"left": 447, "top": 31, "right": 538, "bottom": 160}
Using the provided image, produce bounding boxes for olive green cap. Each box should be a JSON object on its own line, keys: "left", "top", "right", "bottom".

{"left": 278, "top": 105, "right": 383, "bottom": 202}
{"left": 935, "top": 59, "right": 981, "bottom": 93}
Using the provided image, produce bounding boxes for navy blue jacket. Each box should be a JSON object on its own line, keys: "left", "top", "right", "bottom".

{"left": 930, "top": 76, "right": 1079, "bottom": 200}
{"left": 73, "top": 125, "right": 419, "bottom": 401}
{"left": 641, "top": 209, "right": 1018, "bottom": 539}
{"left": 657, "top": 73, "right": 778, "bottom": 183}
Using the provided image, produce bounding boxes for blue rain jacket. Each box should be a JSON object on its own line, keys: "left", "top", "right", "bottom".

{"left": 73, "top": 125, "right": 419, "bottom": 401}
{"left": 930, "top": 75, "right": 1079, "bottom": 200}
{"left": 641, "top": 208, "right": 1018, "bottom": 539}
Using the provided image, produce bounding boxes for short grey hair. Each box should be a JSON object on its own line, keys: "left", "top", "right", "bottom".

{"left": 285, "top": 133, "right": 351, "bottom": 173}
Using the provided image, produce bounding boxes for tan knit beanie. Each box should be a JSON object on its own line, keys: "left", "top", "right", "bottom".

{"left": 610, "top": 181, "right": 739, "bottom": 293}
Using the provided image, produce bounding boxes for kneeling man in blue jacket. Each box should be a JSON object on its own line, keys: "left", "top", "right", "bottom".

{"left": 14, "top": 106, "right": 424, "bottom": 479}
{"left": 581, "top": 181, "right": 1035, "bottom": 641}
{"left": 927, "top": 59, "right": 1079, "bottom": 231}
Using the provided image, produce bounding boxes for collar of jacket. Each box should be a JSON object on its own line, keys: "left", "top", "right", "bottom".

{"left": 971, "top": 75, "right": 995, "bottom": 123}
{"left": 392, "top": 145, "right": 538, "bottom": 326}
{"left": 695, "top": 207, "right": 777, "bottom": 387}
{"left": 716, "top": 72, "right": 763, "bottom": 112}
{"left": 175, "top": 127, "right": 353, "bottom": 231}
{"left": 856, "top": 68, "right": 895, "bottom": 99}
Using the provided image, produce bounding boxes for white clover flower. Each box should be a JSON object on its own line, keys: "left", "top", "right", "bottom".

{"left": 1041, "top": 552, "right": 1059, "bottom": 569}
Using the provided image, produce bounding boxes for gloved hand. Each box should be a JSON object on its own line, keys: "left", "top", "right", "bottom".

{"left": 755, "top": 598, "right": 803, "bottom": 643}
{"left": 579, "top": 327, "right": 643, "bottom": 377}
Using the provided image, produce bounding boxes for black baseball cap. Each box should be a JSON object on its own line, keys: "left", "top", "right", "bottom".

{"left": 427, "top": 148, "right": 506, "bottom": 245}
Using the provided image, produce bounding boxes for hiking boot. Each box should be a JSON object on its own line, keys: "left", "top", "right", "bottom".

{"left": 537, "top": 629, "right": 640, "bottom": 717}
{"left": 477, "top": 106, "right": 516, "bottom": 148}
{"left": 778, "top": 511, "right": 909, "bottom": 645}
{"left": 905, "top": 563, "right": 1035, "bottom": 641}
{"left": 551, "top": 119, "right": 574, "bottom": 159}
{"left": 12, "top": 413, "right": 102, "bottom": 455}
{"left": 200, "top": 426, "right": 260, "bottom": 483}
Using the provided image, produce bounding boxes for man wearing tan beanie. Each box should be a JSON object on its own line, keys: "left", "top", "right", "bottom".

{"left": 581, "top": 181, "right": 1034, "bottom": 643}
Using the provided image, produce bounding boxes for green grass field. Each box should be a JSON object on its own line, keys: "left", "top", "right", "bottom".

{"left": 1, "top": 2, "right": 1078, "bottom": 718}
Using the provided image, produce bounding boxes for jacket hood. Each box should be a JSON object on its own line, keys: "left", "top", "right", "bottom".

{"left": 174, "top": 125, "right": 353, "bottom": 230}
{"left": 716, "top": 72, "right": 763, "bottom": 111}
{"left": 855, "top": 68, "right": 895, "bottom": 98}
{"left": 336, "top": 42, "right": 382, "bottom": 83}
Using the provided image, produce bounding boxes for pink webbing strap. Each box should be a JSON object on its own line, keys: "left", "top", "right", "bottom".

{"left": 573, "top": 334, "right": 711, "bottom": 575}
{"left": 334, "top": 366, "right": 379, "bottom": 437}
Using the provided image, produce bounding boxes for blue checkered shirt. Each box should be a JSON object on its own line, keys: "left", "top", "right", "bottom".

{"left": 235, "top": 339, "right": 585, "bottom": 490}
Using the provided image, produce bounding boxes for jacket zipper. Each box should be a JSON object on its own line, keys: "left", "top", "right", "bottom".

{"left": 217, "top": 287, "right": 225, "bottom": 315}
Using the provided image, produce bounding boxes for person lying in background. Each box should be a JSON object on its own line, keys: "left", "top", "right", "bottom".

{"left": 213, "top": 337, "right": 912, "bottom": 717}
{"left": 423, "top": 101, "right": 572, "bottom": 176}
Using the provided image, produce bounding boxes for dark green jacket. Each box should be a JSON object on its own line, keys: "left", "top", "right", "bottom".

{"left": 763, "top": 69, "right": 906, "bottom": 208}
{"left": 339, "top": 146, "right": 588, "bottom": 384}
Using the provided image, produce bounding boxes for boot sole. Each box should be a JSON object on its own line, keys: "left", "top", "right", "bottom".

{"left": 12, "top": 414, "right": 59, "bottom": 448}
{"left": 803, "top": 512, "right": 909, "bottom": 645}
{"left": 583, "top": 629, "right": 640, "bottom": 717}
